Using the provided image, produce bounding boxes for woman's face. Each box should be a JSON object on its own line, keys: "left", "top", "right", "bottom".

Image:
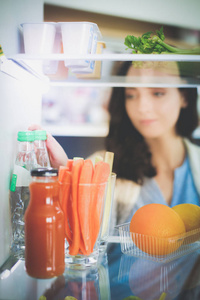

{"left": 125, "top": 68, "right": 187, "bottom": 139}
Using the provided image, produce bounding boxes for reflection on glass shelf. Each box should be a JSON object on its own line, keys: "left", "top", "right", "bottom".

{"left": 49, "top": 60, "right": 200, "bottom": 87}
{"left": 43, "top": 124, "right": 200, "bottom": 138}
{"left": 41, "top": 85, "right": 110, "bottom": 137}
{"left": 50, "top": 75, "right": 200, "bottom": 88}
{"left": 42, "top": 123, "right": 109, "bottom": 137}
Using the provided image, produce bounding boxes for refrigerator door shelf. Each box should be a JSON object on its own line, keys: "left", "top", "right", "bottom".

{"left": 0, "top": 58, "right": 49, "bottom": 94}
{"left": 0, "top": 66, "right": 44, "bottom": 267}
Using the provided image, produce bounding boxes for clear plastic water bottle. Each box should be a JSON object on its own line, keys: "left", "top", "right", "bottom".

{"left": 9, "top": 131, "right": 37, "bottom": 259}
{"left": 33, "top": 130, "right": 51, "bottom": 168}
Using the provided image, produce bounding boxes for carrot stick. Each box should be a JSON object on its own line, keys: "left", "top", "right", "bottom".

{"left": 66, "top": 159, "right": 73, "bottom": 171}
{"left": 90, "top": 161, "right": 110, "bottom": 251}
{"left": 78, "top": 159, "right": 94, "bottom": 255}
{"left": 69, "top": 159, "right": 84, "bottom": 256}
{"left": 59, "top": 158, "right": 74, "bottom": 182}
{"left": 59, "top": 170, "right": 73, "bottom": 244}
{"left": 59, "top": 169, "right": 71, "bottom": 241}
{"left": 60, "top": 159, "right": 86, "bottom": 254}
{"left": 92, "top": 161, "right": 110, "bottom": 184}
{"left": 59, "top": 167, "right": 70, "bottom": 208}
{"left": 58, "top": 166, "right": 69, "bottom": 182}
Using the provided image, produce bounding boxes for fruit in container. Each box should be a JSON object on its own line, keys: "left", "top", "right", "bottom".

{"left": 172, "top": 203, "right": 200, "bottom": 244}
{"left": 172, "top": 203, "right": 200, "bottom": 232}
{"left": 129, "top": 203, "right": 186, "bottom": 256}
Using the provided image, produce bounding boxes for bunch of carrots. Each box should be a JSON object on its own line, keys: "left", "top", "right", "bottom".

{"left": 59, "top": 157, "right": 111, "bottom": 256}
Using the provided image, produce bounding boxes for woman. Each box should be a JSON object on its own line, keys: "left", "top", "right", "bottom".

{"left": 105, "top": 61, "right": 200, "bottom": 225}
{"left": 29, "top": 61, "right": 200, "bottom": 226}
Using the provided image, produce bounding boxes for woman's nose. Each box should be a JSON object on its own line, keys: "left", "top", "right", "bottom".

{"left": 137, "top": 96, "right": 152, "bottom": 113}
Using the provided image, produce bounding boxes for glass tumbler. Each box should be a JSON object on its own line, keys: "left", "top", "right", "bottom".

{"left": 99, "top": 173, "right": 116, "bottom": 252}
{"left": 60, "top": 179, "right": 108, "bottom": 269}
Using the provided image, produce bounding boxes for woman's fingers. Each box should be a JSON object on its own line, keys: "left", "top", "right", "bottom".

{"left": 46, "top": 134, "right": 68, "bottom": 168}
{"left": 28, "top": 124, "right": 43, "bottom": 131}
{"left": 28, "top": 124, "right": 68, "bottom": 169}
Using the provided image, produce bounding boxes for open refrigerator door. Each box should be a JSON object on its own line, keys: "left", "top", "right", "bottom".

{"left": 0, "top": 46, "right": 50, "bottom": 267}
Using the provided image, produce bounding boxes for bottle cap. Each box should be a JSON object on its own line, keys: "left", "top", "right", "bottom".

{"left": 17, "top": 131, "right": 35, "bottom": 142}
{"left": 31, "top": 168, "right": 58, "bottom": 177}
{"left": 34, "top": 130, "right": 47, "bottom": 141}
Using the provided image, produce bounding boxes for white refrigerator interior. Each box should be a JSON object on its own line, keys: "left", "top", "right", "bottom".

{"left": 0, "top": 65, "right": 47, "bottom": 267}
{"left": 0, "top": 0, "right": 44, "bottom": 267}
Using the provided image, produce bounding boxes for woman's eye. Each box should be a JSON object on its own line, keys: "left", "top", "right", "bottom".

{"left": 125, "top": 94, "right": 136, "bottom": 100}
{"left": 154, "top": 92, "right": 165, "bottom": 97}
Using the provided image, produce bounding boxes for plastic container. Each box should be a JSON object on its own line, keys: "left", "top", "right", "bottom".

{"left": 33, "top": 130, "right": 51, "bottom": 167}
{"left": 75, "top": 41, "right": 106, "bottom": 79}
{"left": 9, "top": 131, "right": 38, "bottom": 259}
{"left": 43, "top": 23, "right": 62, "bottom": 75}
{"left": 60, "top": 22, "right": 101, "bottom": 68}
{"left": 116, "top": 222, "right": 200, "bottom": 262}
{"left": 21, "top": 22, "right": 56, "bottom": 55}
{"left": 21, "top": 22, "right": 56, "bottom": 74}
{"left": 70, "top": 31, "right": 101, "bottom": 74}
{"left": 25, "top": 168, "right": 65, "bottom": 279}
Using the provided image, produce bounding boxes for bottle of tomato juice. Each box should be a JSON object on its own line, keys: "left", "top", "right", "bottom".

{"left": 25, "top": 168, "right": 65, "bottom": 279}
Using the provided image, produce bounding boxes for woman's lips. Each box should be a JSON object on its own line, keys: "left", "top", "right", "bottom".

{"left": 140, "top": 119, "right": 157, "bottom": 125}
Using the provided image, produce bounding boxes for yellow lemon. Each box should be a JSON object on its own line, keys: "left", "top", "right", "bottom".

{"left": 172, "top": 204, "right": 200, "bottom": 232}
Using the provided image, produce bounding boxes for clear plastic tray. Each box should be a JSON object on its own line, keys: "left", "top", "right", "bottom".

{"left": 116, "top": 222, "right": 200, "bottom": 262}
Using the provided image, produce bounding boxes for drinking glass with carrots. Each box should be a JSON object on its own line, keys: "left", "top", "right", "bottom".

{"left": 59, "top": 152, "right": 115, "bottom": 268}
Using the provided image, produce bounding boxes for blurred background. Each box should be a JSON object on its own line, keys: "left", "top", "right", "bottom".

{"left": 1, "top": 0, "right": 200, "bottom": 158}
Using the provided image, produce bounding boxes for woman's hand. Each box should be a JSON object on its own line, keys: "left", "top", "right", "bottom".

{"left": 28, "top": 124, "right": 68, "bottom": 169}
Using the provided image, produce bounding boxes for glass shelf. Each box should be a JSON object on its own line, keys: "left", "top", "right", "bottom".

{"left": 43, "top": 123, "right": 108, "bottom": 137}
{"left": 10, "top": 53, "right": 200, "bottom": 88}
{"left": 11, "top": 53, "right": 200, "bottom": 62}
{"left": 50, "top": 75, "right": 200, "bottom": 88}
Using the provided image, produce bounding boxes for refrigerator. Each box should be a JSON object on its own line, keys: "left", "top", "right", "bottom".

{"left": 0, "top": 54, "right": 50, "bottom": 267}
{"left": 0, "top": 0, "right": 45, "bottom": 267}
{"left": 1, "top": 0, "right": 200, "bottom": 272}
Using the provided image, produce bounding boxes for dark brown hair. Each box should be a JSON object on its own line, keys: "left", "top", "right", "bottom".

{"left": 105, "top": 61, "right": 199, "bottom": 184}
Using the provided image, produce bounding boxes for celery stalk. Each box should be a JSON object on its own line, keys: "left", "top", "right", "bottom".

{"left": 101, "top": 152, "right": 114, "bottom": 238}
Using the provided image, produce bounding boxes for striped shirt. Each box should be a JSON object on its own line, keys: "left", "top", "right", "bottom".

{"left": 127, "top": 156, "right": 200, "bottom": 221}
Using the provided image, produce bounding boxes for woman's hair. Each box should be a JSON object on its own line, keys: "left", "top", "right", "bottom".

{"left": 105, "top": 61, "right": 199, "bottom": 184}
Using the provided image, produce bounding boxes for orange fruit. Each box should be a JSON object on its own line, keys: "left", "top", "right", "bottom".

{"left": 172, "top": 203, "right": 200, "bottom": 232}
{"left": 130, "top": 203, "right": 186, "bottom": 256}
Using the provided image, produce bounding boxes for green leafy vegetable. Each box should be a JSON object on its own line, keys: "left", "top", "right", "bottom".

{"left": 125, "top": 27, "right": 200, "bottom": 55}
